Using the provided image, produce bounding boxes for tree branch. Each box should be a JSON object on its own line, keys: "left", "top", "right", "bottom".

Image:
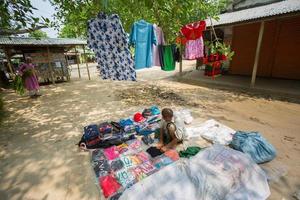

{"left": 0, "top": 25, "right": 48, "bottom": 36}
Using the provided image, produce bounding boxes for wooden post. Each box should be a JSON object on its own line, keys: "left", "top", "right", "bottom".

{"left": 64, "top": 55, "right": 71, "bottom": 81}
{"left": 47, "top": 46, "right": 55, "bottom": 84}
{"left": 4, "top": 49, "right": 14, "bottom": 75}
{"left": 74, "top": 46, "right": 81, "bottom": 78}
{"left": 179, "top": 44, "right": 183, "bottom": 76}
{"left": 82, "top": 45, "right": 91, "bottom": 80}
{"left": 251, "top": 21, "right": 265, "bottom": 88}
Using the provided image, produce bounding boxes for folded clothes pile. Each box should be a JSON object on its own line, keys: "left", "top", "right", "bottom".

{"left": 78, "top": 106, "right": 161, "bottom": 150}
{"left": 91, "top": 139, "right": 180, "bottom": 199}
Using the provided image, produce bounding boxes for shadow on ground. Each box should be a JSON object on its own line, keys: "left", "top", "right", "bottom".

{"left": 0, "top": 72, "right": 299, "bottom": 199}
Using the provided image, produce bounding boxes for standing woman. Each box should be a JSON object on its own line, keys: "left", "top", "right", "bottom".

{"left": 18, "top": 57, "right": 41, "bottom": 98}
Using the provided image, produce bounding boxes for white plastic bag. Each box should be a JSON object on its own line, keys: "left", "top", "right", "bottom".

{"left": 185, "top": 119, "right": 235, "bottom": 145}
{"left": 174, "top": 109, "right": 194, "bottom": 125}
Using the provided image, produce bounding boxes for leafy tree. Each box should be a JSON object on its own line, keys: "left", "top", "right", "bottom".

{"left": 0, "top": 0, "right": 50, "bottom": 36}
{"left": 28, "top": 30, "right": 48, "bottom": 38}
{"left": 52, "top": 0, "right": 229, "bottom": 42}
{"left": 59, "top": 24, "right": 79, "bottom": 38}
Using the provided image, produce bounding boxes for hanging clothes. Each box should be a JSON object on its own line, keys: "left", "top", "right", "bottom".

{"left": 130, "top": 20, "right": 157, "bottom": 69}
{"left": 158, "top": 45, "right": 165, "bottom": 68}
{"left": 184, "top": 37, "right": 204, "bottom": 60}
{"left": 87, "top": 12, "right": 136, "bottom": 81}
{"left": 161, "top": 44, "right": 176, "bottom": 71}
{"left": 180, "top": 20, "right": 206, "bottom": 40}
{"left": 152, "top": 24, "right": 165, "bottom": 66}
{"left": 173, "top": 46, "right": 181, "bottom": 62}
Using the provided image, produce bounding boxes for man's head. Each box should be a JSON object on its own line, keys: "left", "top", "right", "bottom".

{"left": 162, "top": 108, "right": 173, "bottom": 122}
{"left": 25, "top": 57, "right": 32, "bottom": 64}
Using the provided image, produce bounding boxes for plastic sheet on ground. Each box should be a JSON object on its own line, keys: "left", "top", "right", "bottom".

{"left": 119, "top": 145, "right": 270, "bottom": 200}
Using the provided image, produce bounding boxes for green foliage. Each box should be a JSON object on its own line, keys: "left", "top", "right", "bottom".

{"left": 28, "top": 30, "right": 48, "bottom": 38}
{"left": 0, "top": 0, "right": 50, "bottom": 35}
{"left": 205, "top": 41, "right": 235, "bottom": 60}
{"left": 217, "top": 42, "right": 235, "bottom": 60}
{"left": 52, "top": 0, "right": 229, "bottom": 43}
{"left": 13, "top": 75, "right": 25, "bottom": 95}
{"left": 59, "top": 24, "right": 79, "bottom": 38}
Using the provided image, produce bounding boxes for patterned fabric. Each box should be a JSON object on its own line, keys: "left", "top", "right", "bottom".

{"left": 130, "top": 20, "right": 157, "bottom": 69}
{"left": 115, "top": 168, "right": 136, "bottom": 188}
{"left": 185, "top": 37, "right": 204, "bottom": 60}
{"left": 87, "top": 12, "right": 136, "bottom": 81}
{"left": 92, "top": 140, "right": 177, "bottom": 199}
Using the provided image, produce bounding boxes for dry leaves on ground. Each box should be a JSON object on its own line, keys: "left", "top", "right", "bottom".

{"left": 117, "top": 85, "right": 200, "bottom": 107}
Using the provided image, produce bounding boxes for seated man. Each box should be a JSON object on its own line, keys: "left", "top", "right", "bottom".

{"left": 157, "top": 108, "right": 186, "bottom": 152}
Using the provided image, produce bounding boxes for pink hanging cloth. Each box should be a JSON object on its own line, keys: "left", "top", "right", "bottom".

{"left": 184, "top": 37, "right": 204, "bottom": 60}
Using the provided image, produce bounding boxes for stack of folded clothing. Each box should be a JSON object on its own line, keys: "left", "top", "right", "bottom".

{"left": 134, "top": 106, "right": 161, "bottom": 135}
{"left": 79, "top": 106, "right": 161, "bottom": 149}
{"left": 119, "top": 119, "right": 136, "bottom": 135}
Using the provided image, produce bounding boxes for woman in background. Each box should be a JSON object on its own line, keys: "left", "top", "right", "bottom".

{"left": 18, "top": 57, "right": 41, "bottom": 98}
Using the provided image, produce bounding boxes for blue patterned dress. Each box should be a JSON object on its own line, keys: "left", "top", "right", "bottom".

{"left": 87, "top": 13, "right": 136, "bottom": 81}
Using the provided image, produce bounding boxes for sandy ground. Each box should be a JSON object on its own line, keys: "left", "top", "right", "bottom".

{"left": 0, "top": 62, "right": 299, "bottom": 200}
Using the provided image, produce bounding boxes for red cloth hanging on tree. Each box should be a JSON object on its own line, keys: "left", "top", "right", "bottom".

{"left": 180, "top": 20, "right": 206, "bottom": 40}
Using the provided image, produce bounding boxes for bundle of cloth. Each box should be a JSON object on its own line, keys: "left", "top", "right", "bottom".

{"left": 185, "top": 119, "right": 277, "bottom": 164}
{"left": 78, "top": 106, "right": 161, "bottom": 150}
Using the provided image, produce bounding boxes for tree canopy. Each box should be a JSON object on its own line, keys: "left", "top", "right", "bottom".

{"left": 0, "top": 0, "right": 50, "bottom": 35}
{"left": 28, "top": 30, "right": 48, "bottom": 38}
{"left": 52, "top": 0, "right": 229, "bottom": 43}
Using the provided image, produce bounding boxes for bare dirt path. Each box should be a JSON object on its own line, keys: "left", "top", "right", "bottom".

{"left": 0, "top": 63, "right": 299, "bottom": 200}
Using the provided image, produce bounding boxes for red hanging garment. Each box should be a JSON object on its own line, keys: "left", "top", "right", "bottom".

{"left": 180, "top": 20, "right": 206, "bottom": 40}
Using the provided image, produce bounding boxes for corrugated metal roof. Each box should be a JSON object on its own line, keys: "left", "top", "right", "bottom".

{"left": 0, "top": 37, "right": 87, "bottom": 46}
{"left": 206, "top": 0, "right": 300, "bottom": 27}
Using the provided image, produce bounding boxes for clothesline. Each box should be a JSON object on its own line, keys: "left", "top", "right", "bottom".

{"left": 87, "top": 12, "right": 208, "bottom": 81}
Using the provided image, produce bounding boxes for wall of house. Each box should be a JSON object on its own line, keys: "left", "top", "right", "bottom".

{"left": 229, "top": 15, "right": 300, "bottom": 80}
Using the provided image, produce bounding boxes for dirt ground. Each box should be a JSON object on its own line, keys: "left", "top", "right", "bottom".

{"left": 0, "top": 63, "right": 299, "bottom": 200}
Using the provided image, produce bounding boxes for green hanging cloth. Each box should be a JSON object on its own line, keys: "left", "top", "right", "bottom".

{"left": 179, "top": 146, "right": 202, "bottom": 158}
{"left": 162, "top": 45, "right": 175, "bottom": 71}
